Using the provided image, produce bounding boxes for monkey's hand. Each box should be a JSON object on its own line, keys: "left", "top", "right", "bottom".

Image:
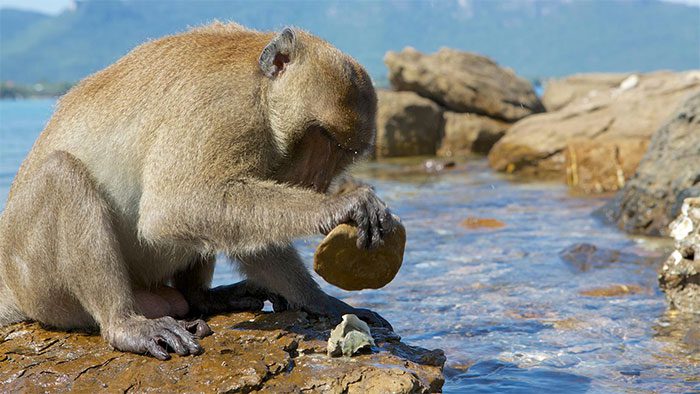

{"left": 319, "top": 186, "right": 395, "bottom": 250}
{"left": 104, "top": 316, "right": 211, "bottom": 360}
{"left": 301, "top": 294, "right": 393, "bottom": 330}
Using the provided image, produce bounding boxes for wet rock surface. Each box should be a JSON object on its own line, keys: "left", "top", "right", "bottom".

{"left": 600, "top": 92, "right": 700, "bottom": 236}
{"left": 314, "top": 221, "right": 406, "bottom": 291}
{"left": 489, "top": 71, "right": 700, "bottom": 182}
{"left": 0, "top": 312, "right": 445, "bottom": 393}
{"left": 384, "top": 47, "right": 543, "bottom": 122}
{"left": 375, "top": 90, "right": 444, "bottom": 158}
{"left": 659, "top": 197, "right": 700, "bottom": 314}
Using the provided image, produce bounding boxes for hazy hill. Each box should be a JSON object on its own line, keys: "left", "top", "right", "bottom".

{"left": 1, "top": 0, "right": 699, "bottom": 85}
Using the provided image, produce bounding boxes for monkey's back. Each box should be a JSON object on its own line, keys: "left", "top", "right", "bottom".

{"left": 3, "top": 23, "right": 276, "bottom": 285}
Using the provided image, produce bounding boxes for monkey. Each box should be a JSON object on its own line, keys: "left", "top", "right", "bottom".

{"left": 0, "top": 22, "right": 396, "bottom": 360}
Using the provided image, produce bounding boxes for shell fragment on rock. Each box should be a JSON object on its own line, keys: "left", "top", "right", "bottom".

{"left": 327, "top": 314, "right": 375, "bottom": 357}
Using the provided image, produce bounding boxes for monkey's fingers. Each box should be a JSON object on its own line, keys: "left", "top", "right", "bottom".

{"left": 354, "top": 203, "right": 372, "bottom": 250}
{"left": 367, "top": 204, "right": 383, "bottom": 249}
{"left": 378, "top": 204, "right": 395, "bottom": 234}
{"left": 352, "top": 307, "right": 394, "bottom": 331}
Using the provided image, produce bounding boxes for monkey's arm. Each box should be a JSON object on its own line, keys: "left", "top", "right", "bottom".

{"left": 139, "top": 176, "right": 392, "bottom": 253}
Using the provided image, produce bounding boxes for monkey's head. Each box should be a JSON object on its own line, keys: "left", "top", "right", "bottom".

{"left": 259, "top": 27, "right": 377, "bottom": 159}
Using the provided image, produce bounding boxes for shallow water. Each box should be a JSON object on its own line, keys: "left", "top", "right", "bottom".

{"left": 1, "top": 99, "right": 698, "bottom": 393}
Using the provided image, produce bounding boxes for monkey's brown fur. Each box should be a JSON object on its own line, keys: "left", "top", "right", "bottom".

{"left": 0, "top": 22, "right": 394, "bottom": 360}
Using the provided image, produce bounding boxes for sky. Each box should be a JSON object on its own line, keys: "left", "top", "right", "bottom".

{"left": 1, "top": 0, "right": 699, "bottom": 15}
{"left": 0, "top": 0, "right": 73, "bottom": 14}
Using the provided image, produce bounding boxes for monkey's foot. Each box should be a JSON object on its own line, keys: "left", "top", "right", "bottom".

{"left": 179, "top": 318, "right": 213, "bottom": 339}
{"left": 305, "top": 295, "right": 394, "bottom": 331}
{"left": 187, "top": 280, "right": 270, "bottom": 316}
{"left": 105, "top": 316, "right": 205, "bottom": 360}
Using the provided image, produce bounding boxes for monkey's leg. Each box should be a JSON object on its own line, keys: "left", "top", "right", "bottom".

{"left": 174, "top": 255, "right": 267, "bottom": 316}
{"left": 238, "top": 244, "right": 393, "bottom": 329}
{"left": 0, "top": 151, "right": 208, "bottom": 360}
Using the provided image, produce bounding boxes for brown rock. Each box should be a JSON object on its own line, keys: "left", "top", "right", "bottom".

{"left": 565, "top": 138, "right": 649, "bottom": 193}
{"left": 437, "top": 112, "right": 510, "bottom": 156}
{"left": 314, "top": 221, "right": 406, "bottom": 291}
{"left": 489, "top": 71, "right": 700, "bottom": 181}
{"left": 0, "top": 312, "right": 444, "bottom": 393}
{"left": 375, "top": 90, "right": 443, "bottom": 158}
{"left": 549, "top": 318, "right": 584, "bottom": 330}
{"left": 579, "top": 284, "right": 644, "bottom": 297}
{"left": 600, "top": 92, "right": 700, "bottom": 235}
{"left": 542, "top": 73, "right": 631, "bottom": 111}
{"left": 384, "top": 47, "right": 543, "bottom": 122}
{"left": 558, "top": 243, "right": 657, "bottom": 273}
{"left": 460, "top": 217, "right": 505, "bottom": 230}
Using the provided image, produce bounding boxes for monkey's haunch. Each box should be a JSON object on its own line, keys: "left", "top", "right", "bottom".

{"left": 314, "top": 218, "right": 405, "bottom": 291}
{"left": 134, "top": 286, "right": 189, "bottom": 319}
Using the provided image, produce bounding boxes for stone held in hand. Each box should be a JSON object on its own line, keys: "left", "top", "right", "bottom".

{"left": 314, "top": 216, "right": 406, "bottom": 291}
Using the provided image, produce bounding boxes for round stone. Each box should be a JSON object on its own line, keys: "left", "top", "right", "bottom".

{"left": 314, "top": 218, "right": 406, "bottom": 291}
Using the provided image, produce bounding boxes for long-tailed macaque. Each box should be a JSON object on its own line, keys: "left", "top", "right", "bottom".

{"left": 0, "top": 22, "right": 395, "bottom": 360}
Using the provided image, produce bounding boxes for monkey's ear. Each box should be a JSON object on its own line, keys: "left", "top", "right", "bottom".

{"left": 259, "top": 27, "right": 297, "bottom": 78}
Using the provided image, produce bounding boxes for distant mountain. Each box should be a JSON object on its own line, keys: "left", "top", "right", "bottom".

{"left": 1, "top": 0, "right": 698, "bottom": 85}
{"left": 0, "top": 9, "right": 49, "bottom": 43}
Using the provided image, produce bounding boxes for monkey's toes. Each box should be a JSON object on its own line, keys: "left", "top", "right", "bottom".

{"left": 179, "top": 318, "right": 213, "bottom": 339}
{"left": 107, "top": 316, "right": 203, "bottom": 360}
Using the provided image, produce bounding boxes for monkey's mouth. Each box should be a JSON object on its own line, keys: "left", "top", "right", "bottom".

{"left": 315, "top": 125, "right": 372, "bottom": 158}
{"left": 276, "top": 125, "right": 367, "bottom": 193}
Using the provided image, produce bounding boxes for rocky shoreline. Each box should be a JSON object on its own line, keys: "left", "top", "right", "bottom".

{"left": 0, "top": 311, "right": 445, "bottom": 393}
{"left": 371, "top": 46, "right": 700, "bottom": 318}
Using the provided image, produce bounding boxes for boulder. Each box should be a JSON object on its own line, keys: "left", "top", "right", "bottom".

{"left": 564, "top": 138, "right": 649, "bottom": 193}
{"left": 542, "top": 73, "right": 631, "bottom": 111}
{"left": 599, "top": 92, "right": 700, "bottom": 235}
{"left": 375, "top": 90, "right": 443, "bottom": 158}
{"left": 658, "top": 197, "right": 700, "bottom": 313}
{"left": 489, "top": 71, "right": 700, "bottom": 181}
{"left": 437, "top": 112, "right": 510, "bottom": 156}
{"left": 384, "top": 47, "right": 543, "bottom": 122}
{"left": 0, "top": 312, "right": 445, "bottom": 393}
{"left": 314, "top": 220, "right": 406, "bottom": 291}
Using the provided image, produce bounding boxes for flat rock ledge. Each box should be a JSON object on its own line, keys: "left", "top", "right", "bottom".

{"left": 0, "top": 312, "right": 445, "bottom": 393}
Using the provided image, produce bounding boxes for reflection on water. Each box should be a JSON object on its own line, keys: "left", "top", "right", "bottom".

{"left": 1, "top": 99, "right": 698, "bottom": 393}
